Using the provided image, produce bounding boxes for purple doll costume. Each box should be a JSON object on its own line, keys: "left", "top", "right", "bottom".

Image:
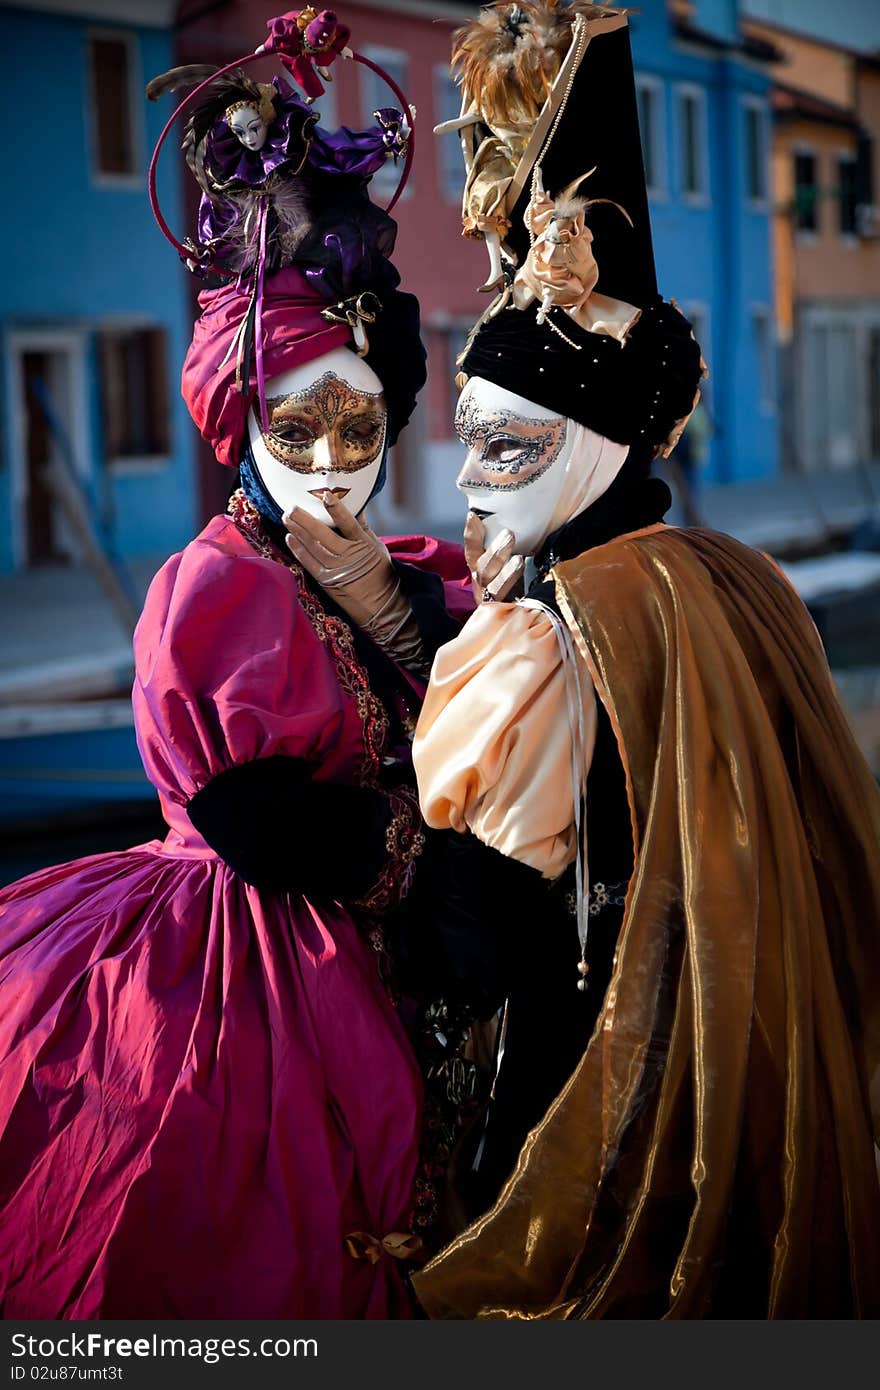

{"left": 195, "top": 75, "right": 409, "bottom": 275}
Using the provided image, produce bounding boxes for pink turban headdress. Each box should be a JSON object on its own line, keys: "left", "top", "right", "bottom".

{"left": 181, "top": 267, "right": 350, "bottom": 468}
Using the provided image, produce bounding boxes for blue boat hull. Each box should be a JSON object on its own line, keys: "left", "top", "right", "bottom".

{"left": 0, "top": 723, "right": 154, "bottom": 822}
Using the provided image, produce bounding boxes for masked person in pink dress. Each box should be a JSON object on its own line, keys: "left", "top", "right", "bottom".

{"left": 0, "top": 31, "right": 472, "bottom": 1318}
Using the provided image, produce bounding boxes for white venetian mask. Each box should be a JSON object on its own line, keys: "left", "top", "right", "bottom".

{"left": 454, "top": 377, "right": 630, "bottom": 558}
{"left": 247, "top": 348, "right": 387, "bottom": 523}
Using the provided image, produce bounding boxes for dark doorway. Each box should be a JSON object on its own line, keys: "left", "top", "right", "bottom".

{"left": 23, "top": 351, "right": 66, "bottom": 566}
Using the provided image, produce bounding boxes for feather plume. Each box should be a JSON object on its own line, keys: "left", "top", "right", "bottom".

{"left": 268, "top": 179, "right": 314, "bottom": 263}
{"left": 552, "top": 167, "right": 634, "bottom": 225}
{"left": 451, "top": 1, "right": 628, "bottom": 130}
{"left": 199, "top": 177, "right": 312, "bottom": 275}
{"left": 145, "top": 64, "right": 218, "bottom": 102}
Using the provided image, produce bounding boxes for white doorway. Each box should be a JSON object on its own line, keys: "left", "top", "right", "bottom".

{"left": 5, "top": 328, "right": 91, "bottom": 569}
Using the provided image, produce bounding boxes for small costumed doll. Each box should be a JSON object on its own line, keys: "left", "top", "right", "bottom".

{"left": 435, "top": 1, "right": 631, "bottom": 290}
{"left": 147, "top": 62, "right": 410, "bottom": 277}
{"left": 0, "top": 16, "right": 474, "bottom": 1319}
{"left": 412, "top": 2, "right": 880, "bottom": 1320}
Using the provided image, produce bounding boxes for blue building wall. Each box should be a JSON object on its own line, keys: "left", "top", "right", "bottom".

{"left": 630, "top": 3, "right": 778, "bottom": 483}
{"left": 694, "top": 0, "right": 739, "bottom": 45}
{"left": 0, "top": 5, "right": 195, "bottom": 572}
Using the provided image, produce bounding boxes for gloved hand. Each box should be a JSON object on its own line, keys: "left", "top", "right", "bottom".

{"left": 464, "top": 513, "right": 525, "bottom": 605}
{"left": 284, "top": 490, "right": 424, "bottom": 668}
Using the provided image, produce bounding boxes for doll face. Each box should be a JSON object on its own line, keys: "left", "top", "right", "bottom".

{"left": 228, "top": 105, "right": 268, "bottom": 151}
{"left": 248, "top": 348, "right": 387, "bottom": 522}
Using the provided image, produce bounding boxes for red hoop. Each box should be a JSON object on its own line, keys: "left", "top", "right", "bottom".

{"left": 350, "top": 51, "right": 415, "bottom": 216}
{"left": 147, "top": 48, "right": 416, "bottom": 270}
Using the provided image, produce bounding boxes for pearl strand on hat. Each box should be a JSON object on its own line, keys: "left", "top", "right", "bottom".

{"left": 526, "top": 15, "right": 590, "bottom": 250}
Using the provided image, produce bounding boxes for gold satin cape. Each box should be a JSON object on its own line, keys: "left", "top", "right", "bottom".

{"left": 413, "top": 525, "right": 880, "bottom": 1319}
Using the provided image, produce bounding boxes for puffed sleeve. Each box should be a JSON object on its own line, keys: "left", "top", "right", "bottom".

{"left": 131, "top": 523, "right": 425, "bottom": 905}
{"left": 308, "top": 109, "right": 406, "bottom": 178}
{"left": 462, "top": 135, "right": 516, "bottom": 239}
{"left": 413, "top": 601, "right": 597, "bottom": 880}
{"left": 132, "top": 527, "right": 353, "bottom": 804}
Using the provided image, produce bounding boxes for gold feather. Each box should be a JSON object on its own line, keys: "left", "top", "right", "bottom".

{"left": 451, "top": 2, "right": 629, "bottom": 130}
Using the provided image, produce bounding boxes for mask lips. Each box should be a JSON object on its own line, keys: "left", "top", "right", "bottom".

{"left": 241, "top": 438, "right": 389, "bottom": 526}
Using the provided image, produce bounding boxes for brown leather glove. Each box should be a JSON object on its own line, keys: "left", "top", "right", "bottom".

{"left": 284, "top": 490, "right": 424, "bottom": 670}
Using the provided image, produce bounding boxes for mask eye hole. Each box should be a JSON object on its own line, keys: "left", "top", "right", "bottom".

{"left": 483, "top": 435, "right": 526, "bottom": 466}
{"left": 343, "top": 417, "right": 383, "bottom": 444}
{"left": 271, "top": 420, "right": 314, "bottom": 446}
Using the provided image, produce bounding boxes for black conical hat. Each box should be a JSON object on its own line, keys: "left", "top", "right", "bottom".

{"left": 453, "top": 8, "right": 702, "bottom": 454}
{"left": 505, "top": 21, "right": 658, "bottom": 307}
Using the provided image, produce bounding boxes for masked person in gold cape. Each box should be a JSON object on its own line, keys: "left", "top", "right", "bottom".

{"left": 410, "top": 2, "right": 880, "bottom": 1319}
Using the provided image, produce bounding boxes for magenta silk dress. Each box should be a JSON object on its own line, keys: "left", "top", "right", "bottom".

{"left": 0, "top": 510, "right": 471, "bottom": 1319}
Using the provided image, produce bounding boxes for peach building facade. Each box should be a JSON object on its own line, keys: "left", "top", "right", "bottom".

{"left": 747, "top": 19, "right": 880, "bottom": 472}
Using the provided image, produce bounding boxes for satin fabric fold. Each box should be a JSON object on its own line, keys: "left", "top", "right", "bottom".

{"left": 543, "top": 427, "right": 631, "bottom": 549}
{"left": 414, "top": 602, "right": 595, "bottom": 879}
{"left": 413, "top": 524, "right": 880, "bottom": 1319}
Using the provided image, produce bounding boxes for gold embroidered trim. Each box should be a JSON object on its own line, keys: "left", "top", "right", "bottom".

{"left": 353, "top": 787, "right": 425, "bottom": 915}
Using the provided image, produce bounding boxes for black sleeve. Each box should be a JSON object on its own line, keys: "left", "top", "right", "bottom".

{"left": 391, "top": 560, "right": 464, "bottom": 664}
{"left": 187, "top": 754, "right": 404, "bottom": 899}
{"left": 393, "top": 827, "right": 549, "bottom": 1020}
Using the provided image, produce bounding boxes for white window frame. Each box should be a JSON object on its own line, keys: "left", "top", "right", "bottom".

{"left": 836, "top": 145, "right": 860, "bottom": 248}
{"left": 635, "top": 74, "right": 667, "bottom": 201}
{"left": 750, "top": 303, "right": 776, "bottom": 416}
{"left": 792, "top": 140, "right": 820, "bottom": 245}
{"left": 675, "top": 82, "right": 710, "bottom": 206}
{"left": 359, "top": 44, "right": 412, "bottom": 202}
{"left": 742, "top": 95, "right": 770, "bottom": 211}
{"left": 86, "top": 28, "right": 145, "bottom": 189}
{"left": 433, "top": 63, "right": 464, "bottom": 203}
{"left": 4, "top": 327, "right": 92, "bottom": 570}
{"left": 96, "top": 316, "right": 172, "bottom": 476}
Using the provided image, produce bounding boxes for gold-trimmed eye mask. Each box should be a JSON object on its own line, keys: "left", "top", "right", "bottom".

{"left": 455, "top": 394, "right": 567, "bottom": 493}
{"left": 454, "top": 376, "right": 628, "bottom": 558}
{"left": 263, "top": 372, "right": 387, "bottom": 474}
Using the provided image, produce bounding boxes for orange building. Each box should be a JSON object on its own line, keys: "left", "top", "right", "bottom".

{"left": 746, "top": 16, "right": 880, "bottom": 473}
